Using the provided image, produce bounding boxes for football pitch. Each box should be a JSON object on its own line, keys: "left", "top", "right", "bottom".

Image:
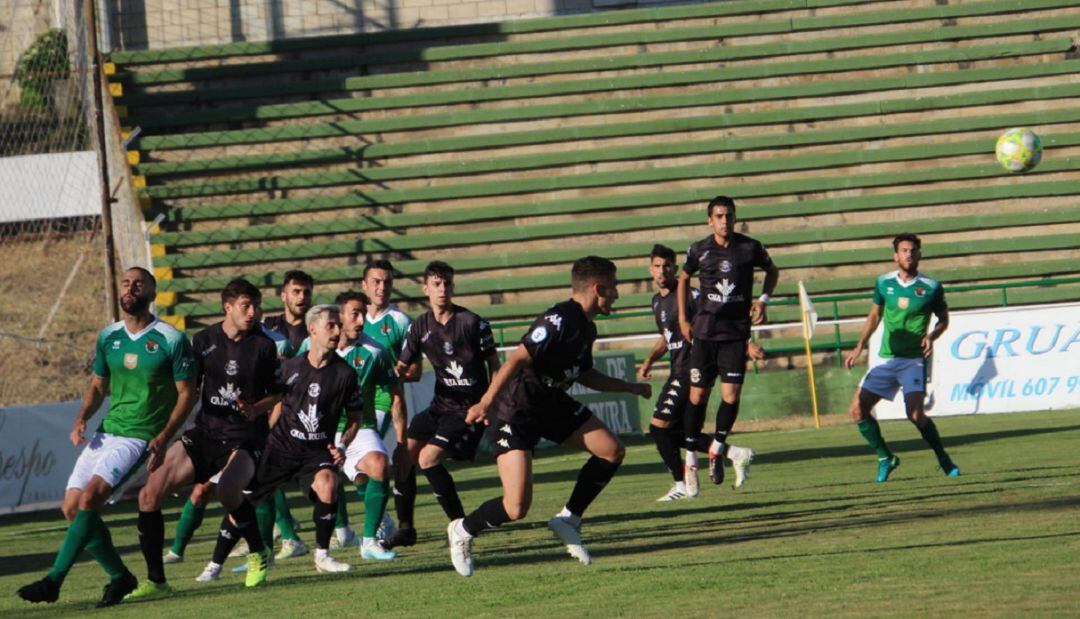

{"left": 2, "top": 410, "right": 1078, "bottom": 618}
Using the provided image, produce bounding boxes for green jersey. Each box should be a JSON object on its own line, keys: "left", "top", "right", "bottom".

{"left": 297, "top": 334, "right": 398, "bottom": 431}
{"left": 872, "top": 271, "right": 947, "bottom": 359}
{"left": 92, "top": 318, "right": 196, "bottom": 441}
{"left": 362, "top": 304, "right": 411, "bottom": 413}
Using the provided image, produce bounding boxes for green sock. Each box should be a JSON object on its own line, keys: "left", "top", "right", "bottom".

{"left": 256, "top": 501, "right": 276, "bottom": 548}
{"left": 857, "top": 417, "right": 892, "bottom": 460}
{"left": 355, "top": 479, "right": 368, "bottom": 502}
{"left": 46, "top": 509, "right": 100, "bottom": 584}
{"left": 362, "top": 479, "right": 390, "bottom": 539}
{"left": 335, "top": 484, "right": 350, "bottom": 530}
{"left": 170, "top": 499, "right": 206, "bottom": 555}
{"left": 273, "top": 490, "right": 299, "bottom": 541}
{"left": 917, "top": 419, "right": 950, "bottom": 465}
{"left": 85, "top": 517, "right": 127, "bottom": 581}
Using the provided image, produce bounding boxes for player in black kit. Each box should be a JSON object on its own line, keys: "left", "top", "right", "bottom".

{"left": 445, "top": 256, "right": 651, "bottom": 577}
{"left": 246, "top": 304, "right": 365, "bottom": 575}
{"left": 262, "top": 270, "right": 313, "bottom": 353}
{"left": 639, "top": 245, "right": 756, "bottom": 501}
{"left": 393, "top": 261, "right": 501, "bottom": 542}
{"left": 677, "top": 196, "right": 779, "bottom": 487}
{"left": 129, "top": 278, "right": 282, "bottom": 596}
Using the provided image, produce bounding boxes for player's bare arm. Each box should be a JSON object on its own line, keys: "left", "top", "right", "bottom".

{"left": 639, "top": 335, "right": 668, "bottom": 380}
{"left": 577, "top": 368, "right": 652, "bottom": 399}
{"left": 750, "top": 262, "right": 780, "bottom": 325}
{"left": 267, "top": 400, "right": 284, "bottom": 428}
{"left": 71, "top": 375, "right": 108, "bottom": 447}
{"left": 466, "top": 344, "right": 532, "bottom": 425}
{"left": 746, "top": 340, "right": 766, "bottom": 361}
{"left": 922, "top": 307, "right": 950, "bottom": 357}
{"left": 390, "top": 383, "right": 408, "bottom": 444}
{"left": 676, "top": 270, "right": 694, "bottom": 342}
{"left": 146, "top": 378, "right": 198, "bottom": 472}
{"left": 395, "top": 359, "right": 423, "bottom": 382}
{"left": 845, "top": 304, "right": 884, "bottom": 369}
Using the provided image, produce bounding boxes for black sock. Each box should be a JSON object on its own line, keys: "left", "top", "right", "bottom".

{"left": 462, "top": 497, "right": 513, "bottom": 536}
{"left": 566, "top": 456, "right": 621, "bottom": 517}
{"left": 649, "top": 425, "right": 684, "bottom": 482}
{"left": 229, "top": 500, "right": 265, "bottom": 553}
{"left": 138, "top": 510, "right": 166, "bottom": 584}
{"left": 394, "top": 465, "right": 417, "bottom": 529}
{"left": 421, "top": 464, "right": 465, "bottom": 520}
{"left": 684, "top": 400, "right": 707, "bottom": 452}
{"left": 312, "top": 498, "right": 337, "bottom": 550}
{"left": 211, "top": 514, "right": 241, "bottom": 565}
{"left": 713, "top": 400, "right": 740, "bottom": 450}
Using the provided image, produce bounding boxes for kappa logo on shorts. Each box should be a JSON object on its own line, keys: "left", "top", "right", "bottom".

{"left": 690, "top": 368, "right": 702, "bottom": 384}
{"left": 499, "top": 424, "right": 513, "bottom": 435}
{"left": 308, "top": 383, "right": 321, "bottom": 398}
{"left": 225, "top": 360, "right": 239, "bottom": 376}
{"left": 497, "top": 438, "right": 511, "bottom": 449}
{"left": 123, "top": 353, "right": 138, "bottom": 370}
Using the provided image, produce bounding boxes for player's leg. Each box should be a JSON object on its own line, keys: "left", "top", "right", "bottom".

{"left": 900, "top": 360, "right": 959, "bottom": 476}
{"left": 852, "top": 362, "right": 901, "bottom": 482}
{"left": 272, "top": 489, "right": 306, "bottom": 559}
{"left": 330, "top": 431, "right": 358, "bottom": 549}
{"left": 687, "top": 339, "right": 719, "bottom": 489}
{"left": 346, "top": 431, "right": 396, "bottom": 560}
{"left": 216, "top": 449, "right": 271, "bottom": 586}
{"left": 128, "top": 440, "right": 197, "bottom": 598}
{"left": 449, "top": 447, "right": 533, "bottom": 577}
{"left": 165, "top": 482, "right": 213, "bottom": 563}
{"left": 310, "top": 467, "right": 349, "bottom": 573}
{"left": 387, "top": 410, "right": 434, "bottom": 548}
{"left": 649, "top": 375, "right": 688, "bottom": 501}
{"left": 419, "top": 411, "right": 482, "bottom": 521}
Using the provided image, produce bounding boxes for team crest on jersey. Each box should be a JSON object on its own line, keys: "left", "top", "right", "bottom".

{"left": 145, "top": 340, "right": 159, "bottom": 354}
{"left": 225, "top": 360, "right": 239, "bottom": 376}
{"left": 308, "top": 383, "right": 321, "bottom": 398}
{"left": 353, "top": 356, "right": 366, "bottom": 369}
{"left": 443, "top": 341, "right": 454, "bottom": 356}
{"left": 123, "top": 353, "right": 138, "bottom": 370}
{"left": 915, "top": 287, "right": 926, "bottom": 298}
{"left": 381, "top": 323, "right": 391, "bottom": 335}
{"left": 898, "top": 297, "right": 910, "bottom": 309}
{"left": 719, "top": 260, "right": 732, "bottom": 273}
{"left": 660, "top": 309, "right": 667, "bottom": 323}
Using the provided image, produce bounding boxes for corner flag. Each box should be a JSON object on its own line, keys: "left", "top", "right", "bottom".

{"left": 798, "top": 281, "right": 821, "bottom": 429}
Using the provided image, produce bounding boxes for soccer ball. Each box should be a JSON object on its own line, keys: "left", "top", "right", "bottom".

{"left": 995, "top": 127, "right": 1042, "bottom": 173}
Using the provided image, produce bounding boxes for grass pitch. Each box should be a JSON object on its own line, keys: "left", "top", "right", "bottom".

{"left": 2, "top": 410, "right": 1078, "bottom": 617}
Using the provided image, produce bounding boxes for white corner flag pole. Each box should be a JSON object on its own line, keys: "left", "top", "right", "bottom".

{"left": 799, "top": 281, "right": 821, "bottom": 429}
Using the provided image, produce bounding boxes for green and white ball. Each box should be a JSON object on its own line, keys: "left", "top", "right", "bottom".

{"left": 995, "top": 127, "right": 1042, "bottom": 173}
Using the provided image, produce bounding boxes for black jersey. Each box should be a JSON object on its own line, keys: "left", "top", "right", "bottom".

{"left": 493, "top": 299, "right": 596, "bottom": 424}
{"left": 399, "top": 305, "right": 497, "bottom": 413}
{"left": 191, "top": 323, "right": 282, "bottom": 442}
{"left": 683, "top": 233, "right": 774, "bottom": 342}
{"left": 652, "top": 288, "right": 699, "bottom": 377}
{"left": 263, "top": 314, "right": 307, "bottom": 357}
{"left": 268, "top": 352, "right": 362, "bottom": 455}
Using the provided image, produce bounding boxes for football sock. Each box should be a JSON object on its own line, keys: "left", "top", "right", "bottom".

{"left": 211, "top": 515, "right": 241, "bottom": 565}
{"left": 462, "top": 497, "right": 512, "bottom": 536}
{"left": 649, "top": 425, "right": 684, "bottom": 482}
{"left": 421, "top": 464, "right": 465, "bottom": 520}
{"left": 312, "top": 498, "right": 337, "bottom": 551}
{"left": 137, "top": 510, "right": 166, "bottom": 584}
{"left": 85, "top": 517, "right": 127, "bottom": 581}
{"left": 394, "top": 466, "right": 417, "bottom": 529}
{"left": 229, "top": 500, "right": 265, "bottom": 553}
{"left": 566, "top": 456, "right": 621, "bottom": 517}
{"left": 857, "top": 417, "right": 893, "bottom": 460}
{"left": 170, "top": 499, "right": 205, "bottom": 556}
{"left": 362, "top": 479, "right": 391, "bottom": 539}
{"left": 273, "top": 490, "right": 299, "bottom": 541}
{"left": 917, "top": 419, "right": 951, "bottom": 466}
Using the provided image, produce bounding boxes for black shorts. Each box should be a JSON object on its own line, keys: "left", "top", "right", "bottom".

{"left": 249, "top": 446, "right": 336, "bottom": 503}
{"left": 407, "top": 407, "right": 485, "bottom": 461}
{"left": 690, "top": 339, "right": 747, "bottom": 387}
{"left": 652, "top": 374, "right": 691, "bottom": 429}
{"left": 180, "top": 427, "right": 261, "bottom": 485}
{"left": 488, "top": 399, "right": 593, "bottom": 456}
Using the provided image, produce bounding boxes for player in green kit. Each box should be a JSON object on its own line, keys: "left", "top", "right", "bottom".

{"left": 296, "top": 291, "right": 405, "bottom": 559}
{"left": 844, "top": 233, "right": 960, "bottom": 482}
{"left": 17, "top": 267, "right": 197, "bottom": 607}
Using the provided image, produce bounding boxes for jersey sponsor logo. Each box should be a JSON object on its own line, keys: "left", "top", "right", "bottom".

{"left": 530, "top": 326, "right": 549, "bottom": 343}
{"left": 719, "top": 260, "right": 732, "bottom": 273}
{"left": 123, "top": 353, "right": 138, "bottom": 370}
{"left": 225, "top": 360, "right": 239, "bottom": 376}
{"left": 307, "top": 383, "right": 321, "bottom": 398}
{"left": 145, "top": 340, "right": 159, "bottom": 354}
{"left": 443, "top": 341, "right": 454, "bottom": 356}
{"left": 898, "top": 297, "right": 910, "bottom": 309}
{"left": 708, "top": 279, "right": 738, "bottom": 303}
{"left": 291, "top": 403, "right": 327, "bottom": 441}
{"left": 211, "top": 382, "right": 241, "bottom": 408}
{"left": 545, "top": 314, "right": 563, "bottom": 330}
{"left": 443, "top": 360, "right": 474, "bottom": 387}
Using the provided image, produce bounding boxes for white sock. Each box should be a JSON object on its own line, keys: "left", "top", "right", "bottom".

{"left": 453, "top": 519, "right": 472, "bottom": 539}
{"left": 315, "top": 548, "right": 329, "bottom": 560}
{"left": 709, "top": 439, "right": 724, "bottom": 455}
{"left": 557, "top": 507, "right": 581, "bottom": 527}
{"left": 685, "top": 450, "right": 698, "bottom": 468}
{"left": 362, "top": 537, "right": 376, "bottom": 547}
{"left": 726, "top": 446, "right": 742, "bottom": 461}
{"left": 335, "top": 527, "right": 351, "bottom": 543}
{"left": 675, "top": 481, "right": 687, "bottom": 492}
{"left": 208, "top": 561, "right": 222, "bottom": 570}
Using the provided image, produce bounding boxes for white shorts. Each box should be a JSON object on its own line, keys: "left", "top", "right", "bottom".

{"left": 375, "top": 409, "right": 399, "bottom": 459}
{"left": 66, "top": 432, "right": 148, "bottom": 491}
{"left": 335, "top": 428, "right": 389, "bottom": 483}
{"left": 860, "top": 357, "right": 927, "bottom": 401}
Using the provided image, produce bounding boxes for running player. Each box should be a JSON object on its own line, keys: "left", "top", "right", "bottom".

{"left": 843, "top": 233, "right": 959, "bottom": 482}
{"left": 393, "top": 261, "right": 501, "bottom": 541}
{"left": 446, "top": 256, "right": 651, "bottom": 577}
{"left": 296, "top": 291, "right": 403, "bottom": 560}
{"left": 677, "top": 195, "right": 778, "bottom": 487}
{"left": 639, "top": 244, "right": 755, "bottom": 501}
{"left": 243, "top": 304, "right": 363, "bottom": 574}
{"left": 359, "top": 260, "right": 413, "bottom": 548}
{"left": 17, "top": 267, "right": 196, "bottom": 606}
